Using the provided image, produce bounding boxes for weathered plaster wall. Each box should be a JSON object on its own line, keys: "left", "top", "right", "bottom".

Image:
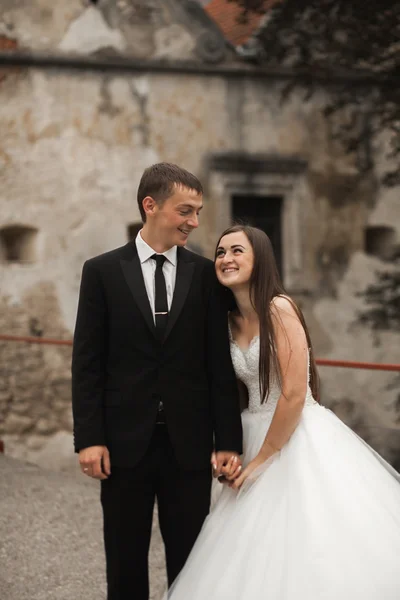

{"left": 0, "top": 0, "right": 232, "bottom": 61}
{"left": 0, "top": 1, "right": 399, "bottom": 470}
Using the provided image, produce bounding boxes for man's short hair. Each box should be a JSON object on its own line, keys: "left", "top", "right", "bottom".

{"left": 137, "top": 163, "right": 203, "bottom": 222}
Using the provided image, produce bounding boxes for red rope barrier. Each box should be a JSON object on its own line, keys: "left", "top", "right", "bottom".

{"left": 315, "top": 358, "right": 400, "bottom": 372}
{"left": 0, "top": 333, "right": 399, "bottom": 371}
{"left": 0, "top": 334, "right": 72, "bottom": 346}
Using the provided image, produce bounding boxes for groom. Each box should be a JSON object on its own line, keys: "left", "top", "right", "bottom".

{"left": 71, "top": 163, "right": 243, "bottom": 600}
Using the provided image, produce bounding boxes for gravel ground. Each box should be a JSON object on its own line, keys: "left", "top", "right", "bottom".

{"left": 0, "top": 454, "right": 167, "bottom": 600}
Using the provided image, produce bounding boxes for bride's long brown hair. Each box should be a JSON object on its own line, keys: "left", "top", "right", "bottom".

{"left": 216, "top": 225, "right": 320, "bottom": 403}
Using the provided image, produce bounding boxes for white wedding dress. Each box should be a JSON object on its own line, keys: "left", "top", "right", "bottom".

{"left": 166, "top": 334, "right": 400, "bottom": 600}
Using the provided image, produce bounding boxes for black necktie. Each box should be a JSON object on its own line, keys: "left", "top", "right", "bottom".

{"left": 151, "top": 254, "right": 168, "bottom": 339}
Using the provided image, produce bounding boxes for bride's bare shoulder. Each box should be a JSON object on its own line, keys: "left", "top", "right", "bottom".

{"left": 271, "top": 294, "right": 299, "bottom": 319}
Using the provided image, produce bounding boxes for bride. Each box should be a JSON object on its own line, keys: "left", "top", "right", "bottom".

{"left": 166, "top": 224, "right": 400, "bottom": 600}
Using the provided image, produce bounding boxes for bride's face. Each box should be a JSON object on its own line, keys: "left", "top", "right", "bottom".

{"left": 215, "top": 231, "right": 254, "bottom": 289}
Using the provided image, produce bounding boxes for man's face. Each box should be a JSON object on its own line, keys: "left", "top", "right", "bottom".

{"left": 149, "top": 185, "right": 203, "bottom": 248}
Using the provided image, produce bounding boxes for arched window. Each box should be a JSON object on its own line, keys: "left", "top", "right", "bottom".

{"left": 0, "top": 225, "right": 38, "bottom": 263}
{"left": 127, "top": 222, "right": 142, "bottom": 242}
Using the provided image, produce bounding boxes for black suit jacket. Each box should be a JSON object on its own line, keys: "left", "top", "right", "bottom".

{"left": 71, "top": 242, "right": 243, "bottom": 469}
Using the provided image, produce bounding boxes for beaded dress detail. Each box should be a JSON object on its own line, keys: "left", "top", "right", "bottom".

{"left": 229, "top": 329, "right": 316, "bottom": 419}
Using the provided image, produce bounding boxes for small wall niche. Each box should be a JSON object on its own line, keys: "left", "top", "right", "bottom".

{"left": 127, "top": 222, "right": 142, "bottom": 241}
{"left": 0, "top": 225, "right": 38, "bottom": 263}
{"left": 365, "top": 226, "right": 397, "bottom": 261}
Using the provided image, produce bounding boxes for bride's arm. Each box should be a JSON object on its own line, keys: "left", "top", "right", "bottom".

{"left": 259, "top": 296, "right": 308, "bottom": 456}
{"left": 231, "top": 296, "right": 308, "bottom": 489}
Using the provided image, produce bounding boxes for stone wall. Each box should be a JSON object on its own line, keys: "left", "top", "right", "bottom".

{"left": 0, "top": 0, "right": 399, "bottom": 468}
{"left": 0, "top": 284, "right": 72, "bottom": 466}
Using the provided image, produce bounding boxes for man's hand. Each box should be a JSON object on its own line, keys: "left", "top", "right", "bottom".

{"left": 211, "top": 451, "right": 242, "bottom": 480}
{"left": 79, "top": 445, "right": 111, "bottom": 480}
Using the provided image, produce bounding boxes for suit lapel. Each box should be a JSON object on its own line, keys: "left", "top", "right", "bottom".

{"left": 120, "top": 244, "right": 156, "bottom": 338}
{"left": 164, "top": 248, "right": 195, "bottom": 341}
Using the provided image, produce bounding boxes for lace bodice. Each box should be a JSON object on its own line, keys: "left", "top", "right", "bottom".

{"left": 229, "top": 332, "right": 316, "bottom": 417}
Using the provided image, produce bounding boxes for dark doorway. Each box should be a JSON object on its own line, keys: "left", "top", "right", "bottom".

{"left": 232, "top": 195, "right": 283, "bottom": 276}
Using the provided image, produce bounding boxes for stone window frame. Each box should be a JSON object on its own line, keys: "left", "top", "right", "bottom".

{"left": 207, "top": 153, "right": 308, "bottom": 291}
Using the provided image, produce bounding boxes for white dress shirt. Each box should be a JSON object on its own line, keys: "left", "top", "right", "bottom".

{"left": 135, "top": 231, "right": 177, "bottom": 324}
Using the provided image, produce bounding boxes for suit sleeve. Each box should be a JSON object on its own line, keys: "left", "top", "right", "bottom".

{"left": 71, "top": 260, "right": 107, "bottom": 452}
{"left": 206, "top": 266, "right": 243, "bottom": 454}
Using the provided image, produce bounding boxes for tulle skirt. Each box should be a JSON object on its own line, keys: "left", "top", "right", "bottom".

{"left": 166, "top": 403, "right": 400, "bottom": 600}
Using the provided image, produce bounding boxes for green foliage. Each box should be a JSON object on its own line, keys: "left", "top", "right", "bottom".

{"left": 230, "top": 1, "right": 400, "bottom": 331}
{"left": 230, "top": 0, "right": 400, "bottom": 185}
{"left": 358, "top": 269, "right": 400, "bottom": 330}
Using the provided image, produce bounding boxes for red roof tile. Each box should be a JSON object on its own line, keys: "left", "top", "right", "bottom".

{"left": 204, "top": 0, "right": 273, "bottom": 46}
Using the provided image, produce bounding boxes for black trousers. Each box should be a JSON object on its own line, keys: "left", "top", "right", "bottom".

{"left": 101, "top": 425, "right": 212, "bottom": 600}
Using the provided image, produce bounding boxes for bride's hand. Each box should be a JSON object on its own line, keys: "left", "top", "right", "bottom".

{"left": 229, "top": 454, "right": 268, "bottom": 491}
{"left": 219, "top": 455, "right": 242, "bottom": 484}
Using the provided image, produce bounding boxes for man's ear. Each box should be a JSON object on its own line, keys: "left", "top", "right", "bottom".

{"left": 142, "top": 196, "right": 157, "bottom": 218}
